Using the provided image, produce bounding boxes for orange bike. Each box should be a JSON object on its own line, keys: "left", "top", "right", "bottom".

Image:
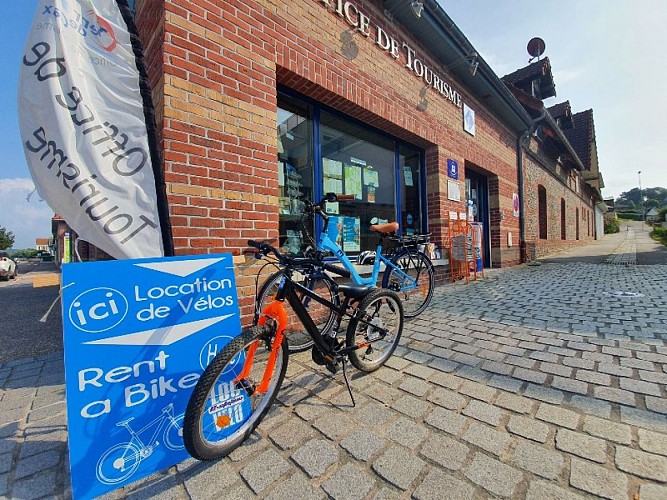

{"left": 183, "top": 239, "right": 404, "bottom": 461}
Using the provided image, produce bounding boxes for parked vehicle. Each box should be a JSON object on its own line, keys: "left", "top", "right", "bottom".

{"left": 0, "top": 253, "right": 17, "bottom": 281}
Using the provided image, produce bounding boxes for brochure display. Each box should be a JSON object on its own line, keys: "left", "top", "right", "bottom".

{"left": 448, "top": 219, "right": 485, "bottom": 283}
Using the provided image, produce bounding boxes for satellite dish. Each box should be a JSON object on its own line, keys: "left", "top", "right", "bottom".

{"left": 527, "top": 37, "right": 546, "bottom": 61}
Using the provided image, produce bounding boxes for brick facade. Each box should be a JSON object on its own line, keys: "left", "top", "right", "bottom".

{"left": 133, "top": 0, "right": 599, "bottom": 324}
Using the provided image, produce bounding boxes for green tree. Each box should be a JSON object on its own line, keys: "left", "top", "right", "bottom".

{"left": 0, "top": 226, "right": 15, "bottom": 250}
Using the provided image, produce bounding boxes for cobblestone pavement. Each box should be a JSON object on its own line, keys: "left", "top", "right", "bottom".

{"left": 2, "top": 229, "right": 667, "bottom": 499}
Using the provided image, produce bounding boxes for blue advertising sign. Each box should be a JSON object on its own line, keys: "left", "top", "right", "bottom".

{"left": 447, "top": 159, "right": 459, "bottom": 180}
{"left": 61, "top": 254, "right": 241, "bottom": 499}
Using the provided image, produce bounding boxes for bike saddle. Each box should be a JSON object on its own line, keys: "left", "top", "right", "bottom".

{"left": 116, "top": 417, "right": 134, "bottom": 426}
{"left": 338, "top": 283, "right": 373, "bottom": 299}
{"left": 370, "top": 222, "right": 399, "bottom": 234}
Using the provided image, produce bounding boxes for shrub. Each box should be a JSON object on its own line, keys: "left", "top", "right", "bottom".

{"left": 604, "top": 218, "right": 620, "bottom": 234}
{"left": 651, "top": 226, "right": 667, "bottom": 246}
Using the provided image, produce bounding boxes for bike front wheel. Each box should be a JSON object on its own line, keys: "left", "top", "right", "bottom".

{"left": 96, "top": 442, "right": 142, "bottom": 485}
{"left": 183, "top": 326, "right": 288, "bottom": 461}
{"left": 382, "top": 250, "right": 434, "bottom": 318}
{"left": 256, "top": 270, "right": 339, "bottom": 353}
{"left": 346, "top": 289, "right": 404, "bottom": 372}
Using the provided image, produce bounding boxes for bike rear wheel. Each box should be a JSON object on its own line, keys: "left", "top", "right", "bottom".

{"left": 183, "top": 326, "right": 288, "bottom": 461}
{"left": 256, "top": 270, "right": 339, "bottom": 353}
{"left": 382, "top": 249, "right": 434, "bottom": 318}
{"left": 346, "top": 289, "right": 403, "bottom": 372}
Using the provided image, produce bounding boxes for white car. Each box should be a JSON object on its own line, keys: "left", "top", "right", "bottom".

{"left": 0, "top": 253, "right": 17, "bottom": 281}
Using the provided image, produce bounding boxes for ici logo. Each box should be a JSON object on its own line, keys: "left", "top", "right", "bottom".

{"left": 69, "top": 287, "right": 129, "bottom": 333}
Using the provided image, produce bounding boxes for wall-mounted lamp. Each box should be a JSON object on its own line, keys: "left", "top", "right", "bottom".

{"left": 446, "top": 51, "right": 480, "bottom": 77}
{"left": 411, "top": 1, "right": 424, "bottom": 18}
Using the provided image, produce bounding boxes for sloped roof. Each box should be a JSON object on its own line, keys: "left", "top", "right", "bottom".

{"left": 502, "top": 58, "right": 556, "bottom": 99}
{"left": 35, "top": 238, "right": 50, "bottom": 245}
{"left": 564, "top": 109, "right": 594, "bottom": 169}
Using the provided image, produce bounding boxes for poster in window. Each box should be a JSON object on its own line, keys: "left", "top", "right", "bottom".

{"left": 323, "top": 158, "right": 343, "bottom": 178}
{"left": 447, "top": 180, "right": 461, "bottom": 202}
{"left": 324, "top": 177, "right": 343, "bottom": 195}
{"left": 343, "top": 217, "right": 361, "bottom": 252}
{"left": 328, "top": 216, "right": 344, "bottom": 248}
{"left": 367, "top": 186, "right": 376, "bottom": 203}
{"left": 363, "top": 168, "right": 379, "bottom": 187}
{"left": 404, "top": 166, "right": 414, "bottom": 187}
{"left": 344, "top": 164, "right": 363, "bottom": 200}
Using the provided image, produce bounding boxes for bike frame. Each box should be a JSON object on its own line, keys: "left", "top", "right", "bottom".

{"left": 239, "top": 271, "right": 391, "bottom": 394}
{"left": 318, "top": 226, "right": 417, "bottom": 290}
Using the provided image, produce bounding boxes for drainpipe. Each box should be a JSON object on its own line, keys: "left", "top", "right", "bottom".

{"left": 517, "top": 109, "right": 547, "bottom": 263}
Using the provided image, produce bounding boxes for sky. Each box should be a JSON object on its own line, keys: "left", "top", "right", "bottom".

{"left": 1, "top": 1, "right": 665, "bottom": 248}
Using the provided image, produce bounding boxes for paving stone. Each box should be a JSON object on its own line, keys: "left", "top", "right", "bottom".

{"left": 511, "top": 441, "right": 565, "bottom": 479}
{"left": 464, "top": 452, "right": 523, "bottom": 498}
{"left": 582, "top": 352, "right": 614, "bottom": 364}
{"left": 512, "top": 367, "right": 547, "bottom": 384}
{"left": 615, "top": 446, "right": 667, "bottom": 481}
{"left": 398, "top": 376, "right": 431, "bottom": 397}
{"left": 183, "top": 460, "right": 242, "bottom": 497}
{"left": 598, "top": 363, "right": 634, "bottom": 378}
{"left": 495, "top": 392, "right": 534, "bottom": 414}
{"left": 459, "top": 380, "right": 497, "bottom": 402}
{"left": 556, "top": 429, "right": 608, "bottom": 463}
{"left": 15, "top": 449, "right": 60, "bottom": 479}
{"left": 339, "top": 428, "right": 384, "bottom": 462}
{"left": 462, "top": 399, "right": 503, "bottom": 426}
{"left": 568, "top": 395, "right": 612, "bottom": 418}
{"left": 619, "top": 378, "right": 661, "bottom": 396}
{"left": 551, "top": 376, "right": 589, "bottom": 395}
{"left": 353, "top": 402, "right": 395, "bottom": 428}
{"left": 487, "top": 375, "right": 524, "bottom": 393}
{"left": 462, "top": 422, "right": 511, "bottom": 457}
{"left": 321, "top": 463, "right": 375, "bottom": 500}
{"left": 240, "top": 449, "right": 292, "bottom": 493}
{"left": 594, "top": 387, "right": 637, "bottom": 407}
{"left": 569, "top": 457, "right": 628, "bottom": 500}
{"left": 523, "top": 384, "right": 564, "bottom": 404}
{"left": 640, "top": 483, "right": 667, "bottom": 500}
{"left": 620, "top": 407, "right": 667, "bottom": 433}
{"left": 429, "top": 372, "right": 462, "bottom": 390}
{"left": 535, "top": 403, "right": 580, "bottom": 430}
{"left": 426, "top": 387, "right": 467, "bottom": 410}
{"left": 620, "top": 358, "right": 656, "bottom": 371}
{"left": 646, "top": 396, "right": 667, "bottom": 415}
{"left": 372, "top": 367, "right": 404, "bottom": 385}
{"left": 506, "top": 415, "right": 550, "bottom": 443}
{"left": 384, "top": 418, "right": 427, "bottom": 449}
{"left": 264, "top": 473, "right": 325, "bottom": 500}
{"left": 418, "top": 432, "right": 470, "bottom": 471}
{"left": 389, "top": 394, "right": 430, "bottom": 419}
{"left": 638, "top": 428, "right": 667, "bottom": 457}
{"left": 424, "top": 406, "right": 468, "bottom": 436}
{"left": 529, "top": 351, "right": 560, "bottom": 363}
{"left": 10, "top": 470, "right": 57, "bottom": 500}
{"left": 413, "top": 469, "right": 475, "bottom": 500}
{"left": 526, "top": 479, "right": 587, "bottom": 500}
{"left": 575, "top": 369, "right": 611, "bottom": 386}
{"left": 539, "top": 362, "right": 573, "bottom": 378}
{"left": 270, "top": 417, "right": 315, "bottom": 450}
{"left": 372, "top": 446, "right": 425, "bottom": 490}
{"left": 638, "top": 370, "right": 667, "bottom": 384}
{"left": 404, "top": 364, "right": 437, "bottom": 380}
{"left": 291, "top": 439, "right": 338, "bottom": 478}
{"left": 583, "top": 416, "right": 632, "bottom": 445}
{"left": 562, "top": 357, "right": 596, "bottom": 370}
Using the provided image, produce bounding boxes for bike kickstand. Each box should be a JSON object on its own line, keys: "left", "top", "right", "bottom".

{"left": 341, "top": 357, "right": 356, "bottom": 407}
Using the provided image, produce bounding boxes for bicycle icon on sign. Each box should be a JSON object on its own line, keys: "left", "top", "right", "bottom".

{"left": 95, "top": 403, "right": 184, "bottom": 485}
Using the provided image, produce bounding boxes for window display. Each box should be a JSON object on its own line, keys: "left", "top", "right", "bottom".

{"left": 277, "top": 91, "right": 425, "bottom": 257}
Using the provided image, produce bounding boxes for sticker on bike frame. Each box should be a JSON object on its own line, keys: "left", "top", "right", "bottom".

{"left": 200, "top": 356, "right": 253, "bottom": 443}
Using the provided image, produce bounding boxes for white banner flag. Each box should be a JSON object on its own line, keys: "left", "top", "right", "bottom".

{"left": 18, "top": 0, "right": 165, "bottom": 259}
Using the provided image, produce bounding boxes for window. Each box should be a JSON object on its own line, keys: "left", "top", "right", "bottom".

{"left": 538, "top": 185, "right": 547, "bottom": 240}
{"left": 561, "top": 198, "right": 566, "bottom": 240}
{"left": 277, "top": 96, "right": 313, "bottom": 254}
{"left": 277, "top": 90, "right": 425, "bottom": 256}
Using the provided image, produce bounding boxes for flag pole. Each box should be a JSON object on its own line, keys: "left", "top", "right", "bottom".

{"left": 115, "top": 0, "right": 175, "bottom": 257}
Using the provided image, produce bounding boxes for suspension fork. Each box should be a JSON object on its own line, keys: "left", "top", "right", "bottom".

{"left": 235, "top": 300, "right": 288, "bottom": 394}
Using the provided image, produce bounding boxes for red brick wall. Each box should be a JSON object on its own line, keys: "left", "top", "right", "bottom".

{"left": 135, "top": 0, "right": 527, "bottom": 321}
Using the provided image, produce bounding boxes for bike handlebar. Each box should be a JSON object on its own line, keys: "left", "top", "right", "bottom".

{"left": 247, "top": 240, "right": 351, "bottom": 278}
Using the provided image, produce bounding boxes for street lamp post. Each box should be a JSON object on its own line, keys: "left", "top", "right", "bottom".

{"left": 638, "top": 170, "right": 644, "bottom": 221}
